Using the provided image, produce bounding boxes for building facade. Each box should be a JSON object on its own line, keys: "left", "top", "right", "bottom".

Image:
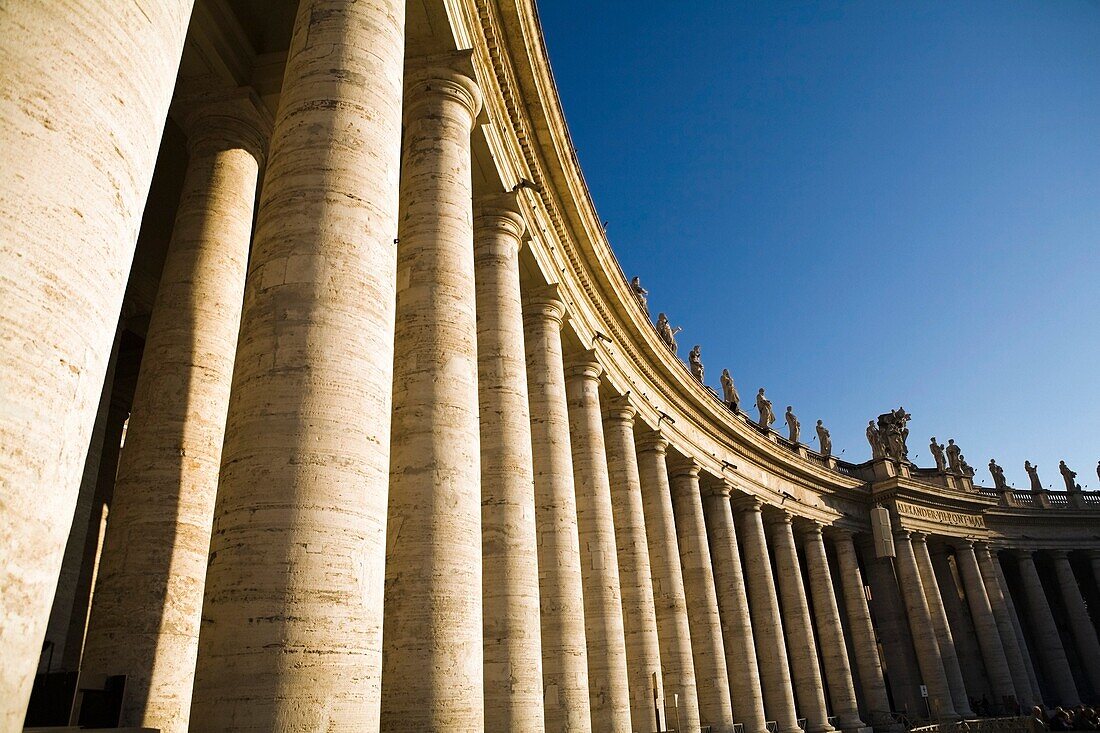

{"left": 1, "top": 1, "right": 1099, "bottom": 732}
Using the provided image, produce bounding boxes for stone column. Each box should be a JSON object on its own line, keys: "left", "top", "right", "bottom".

{"left": 768, "top": 512, "right": 834, "bottom": 733}
{"left": 637, "top": 433, "right": 701, "bottom": 731}
{"left": 734, "top": 497, "right": 801, "bottom": 733}
{"left": 975, "top": 544, "right": 1035, "bottom": 707}
{"left": 832, "top": 531, "right": 895, "bottom": 730}
{"left": 0, "top": 1, "right": 193, "bottom": 723}
{"left": 670, "top": 460, "right": 735, "bottom": 733}
{"left": 989, "top": 551, "right": 1044, "bottom": 704}
{"left": 862, "top": 543, "right": 924, "bottom": 717}
{"left": 929, "top": 547, "right": 992, "bottom": 704}
{"left": 911, "top": 535, "right": 974, "bottom": 717}
{"left": 381, "top": 53, "right": 484, "bottom": 732}
{"left": 78, "top": 91, "right": 268, "bottom": 733}
{"left": 1015, "top": 551, "right": 1079, "bottom": 704}
{"left": 603, "top": 397, "right": 665, "bottom": 732}
{"left": 954, "top": 541, "right": 1017, "bottom": 708}
{"left": 703, "top": 481, "right": 767, "bottom": 733}
{"left": 474, "top": 196, "right": 544, "bottom": 731}
{"left": 802, "top": 523, "right": 868, "bottom": 733}
{"left": 523, "top": 286, "right": 592, "bottom": 732}
{"left": 41, "top": 329, "right": 120, "bottom": 671}
{"left": 1088, "top": 551, "right": 1100, "bottom": 593}
{"left": 189, "top": 2, "right": 405, "bottom": 729}
{"left": 565, "top": 354, "right": 632, "bottom": 731}
{"left": 1050, "top": 551, "right": 1100, "bottom": 694}
{"left": 892, "top": 530, "right": 958, "bottom": 721}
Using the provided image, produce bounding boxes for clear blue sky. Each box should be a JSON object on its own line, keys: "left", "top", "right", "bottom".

{"left": 537, "top": 1, "right": 1100, "bottom": 490}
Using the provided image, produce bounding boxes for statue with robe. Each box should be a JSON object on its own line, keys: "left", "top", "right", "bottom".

{"left": 1025, "top": 461, "right": 1042, "bottom": 492}
{"left": 720, "top": 369, "right": 740, "bottom": 411}
{"left": 1060, "top": 460, "right": 1078, "bottom": 492}
{"left": 689, "top": 345, "right": 704, "bottom": 382}
{"left": 945, "top": 439, "right": 962, "bottom": 473}
{"left": 785, "top": 406, "right": 800, "bottom": 443}
{"left": 875, "top": 407, "right": 911, "bottom": 462}
{"left": 655, "top": 312, "right": 681, "bottom": 354}
{"left": 816, "top": 420, "right": 831, "bottom": 457}
{"left": 866, "top": 420, "right": 885, "bottom": 460}
{"left": 988, "top": 459, "right": 1008, "bottom": 492}
{"left": 630, "top": 276, "right": 649, "bottom": 314}
{"left": 756, "top": 388, "right": 775, "bottom": 428}
{"left": 930, "top": 437, "right": 947, "bottom": 472}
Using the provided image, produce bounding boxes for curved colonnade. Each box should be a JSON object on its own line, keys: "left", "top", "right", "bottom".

{"left": 1, "top": 0, "right": 1098, "bottom": 732}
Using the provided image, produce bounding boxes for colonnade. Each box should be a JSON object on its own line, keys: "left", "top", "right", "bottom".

{"left": 2, "top": 1, "right": 1100, "bottom": 732}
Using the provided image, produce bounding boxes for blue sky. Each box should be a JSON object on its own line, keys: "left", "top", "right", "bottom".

{"left": 537, "top": 1, "right": 1100, "bottom": 490}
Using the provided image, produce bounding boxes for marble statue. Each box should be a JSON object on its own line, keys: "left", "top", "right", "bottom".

{"left": 1025, "top": 461, "right": 1042, "bottom": 492}
{"left": 720, "top": 369, "right": 740, "bottom": 412}
{"left": 630, "top": 276, "right": 649, "bottom": 314}
{"left": 1059, "top": 460, "right": 1078, "bottom": 492}
{"left": 945, "top": 439, "right": 962, "bottom": 473}
{"left": 988, "top": 459, "right": 1008, "bottom": 492}
{"left": 929, "top": 437, "right": 947, "bottom": 472}
{"left": 655, "top": 312, "right": 681, "bottom": 354}
{"left": 785, "top": 406, "right": 800, "bottom": 443}
{"left": 689, "top": 345, "right": 704, "bottom": 382}
{"left": 816, "top": 420, "right": 831, "bottom": 457}
{"left": 866, "top": 420, "right": 885, "bottom": 460}
{"left": 756, "top": 388, "right": 775, "bottom": 429}
{"left": 959, "top": 455, "right": 974, "bottom": 477}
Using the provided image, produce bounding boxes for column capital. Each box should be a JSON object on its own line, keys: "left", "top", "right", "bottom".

{"left": 404, "top": 51, "right": 483, "bottom": 123}
{"left": 1012, "top": 548, "right": 1036, "bottom": 562}
{"left": 667, "top": 456, "right": 701, "bottom": 480}
{"left": 950, "top": 538, "right": 976, "bottom": 551}
{"left": 910, "top": 531, "right": 930, "bottom": 544}
{"left": 601, "top": 393, "right": 636, "bottom": 423}
{"left": 1047, "top": 549, "right": 1070, "bottom": 561}
{"left": 522, "top": 283, "right": 566, "bottom": 329}
{"left": 474, "top": 193, "right": 526, "bottom": 243}
{"left": 702, "top": 478, "right": 734, "bottom": 499}
{"left": 764, "top": 507, "right": 795, "bottom": 528}
{"left": 891, "top": 527, "right": 913, "bottom": 541}
{"left": 563, "top": 350, "right": 603, "bottom": 383}
{"left": 731, "top": 493, "right": 764, "bottom": 514}
{"left": 171, "top": 87, "right": 272, "bottom": 162}
{"left": 796, "top": 519, "right": 825, "bottom": 540}
{"left": 634, "top": 430, "right": 668, "bottom": 455}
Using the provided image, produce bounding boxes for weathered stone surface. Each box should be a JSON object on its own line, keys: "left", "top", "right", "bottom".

{"left": 80, "top": 91, "right": 268, "bottom": 733}
{"left": 189, "top": 2, "right": 405, "bottom": 728}
{"left": 954, "top": 541, "right": 1017, "bottom": 707}
{"left": 0, "top": 2, "right": 193, "bottom": 725}
{"left": 524, "top": 288, "right": 593, "bottom": 732}
{"left": 1014, "top": 550, "right": 1079, "bottom": 704}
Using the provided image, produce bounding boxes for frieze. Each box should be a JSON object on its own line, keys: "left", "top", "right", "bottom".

{"left": 895, "top": 500, "right": 986, "bottom": 529}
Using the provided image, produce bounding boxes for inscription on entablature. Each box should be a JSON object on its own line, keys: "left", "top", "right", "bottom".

{"left": 895, "top": 501, "right": 986, "bottom": 529}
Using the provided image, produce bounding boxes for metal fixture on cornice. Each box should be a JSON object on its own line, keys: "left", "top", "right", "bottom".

{"left": 779, "top": 490, "right": 797, "bottom": 504}
{"left": 592, "top": 331, "right": 612, "bottom": 346}
{"left": 657, "top": 411, "right": 675, "bottom": 427}
{"left": 602, "top": 220, "right": 609, "bottom": 231}
{"left": 512, "top": 178, "right": 541, "bottom": 193}
{"left": 721, "top": 460, "right": 737, "bottom": 473}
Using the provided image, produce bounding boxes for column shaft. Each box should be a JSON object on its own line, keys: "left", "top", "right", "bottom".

{"left": 911, "top": 536, "right": 973, "bottom": 717}
{"left": 930, "top": 549, "right": 993, "bottom": 704}
{"left": 990, "top": 553, "right": 1043, "bottom": 704}
{"left": 833, "top": 532, "right": 894, "bottom": 729}
{"left": 704, "top": 484, "right": 767, "bottom": 733}
{"left": 1015, "top": 551, "right": 1079, "bottom": 704}
{"left": 637, "top": 435, "right": 701, "bottom": 731}
{"left": 79, "top": 94, "right": 267, "bottom": 733}
{"left": 603, "top": 399, "right": 664, "bottom": 732}
{"left": 475, "top": 200, "right": 543, "bottom": 731}
{"left": 803, "top": 525, "right": 867, "bottom": 733}
{"left": 892, "top": 531, "right": 957, "bottom": 721}
{"left": 955, "top": 542, "right": 1016, "bottom": 708}
{"left": 735, "top": 498, "right": 800, "bottom": 733}
{"left": 381, "top": 56, "right": 484, "bottom": 731}
{"left": 190, "top": 2, "right": 405, "bottom": 728}
{"left": 1051, "top": 551, "right": 1100, "bottom": 694}
{"left": 976, "top": 545, "right": 1034, "bottom": 708}
{"left": 769, "top": 514, "right": 834, "bottom": 733}
{"left": 523, "top": 288, "right": 592, "bottom": 732}
{"left": 565, "top": 356, "right": 631, "bottom": 731}
{"left": 670, "top": 462, "right": 735, "bottom": 733}
{"left": 0, "top": 1, "right": 193, "bottom": 723}
{"left": 862, "top": 546, "right": 924, "bottom": 716}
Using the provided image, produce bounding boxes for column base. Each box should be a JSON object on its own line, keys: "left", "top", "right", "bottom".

{"left": 806, "top": 724, "right": 837, "bottom": 733}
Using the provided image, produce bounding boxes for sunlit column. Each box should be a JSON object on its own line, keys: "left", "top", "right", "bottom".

{"left": 734, "top": 496, "right": 800, "bottom": 733}
{"left": 565, "top": 354, "right": 631, "bottom": 731}
{"left": 637, "top": 432, "right": 701, "bottom": 731}
{"left": 523, "top": 286, "right": 592, "bottom": 732}
{"left": 954, "top": 541, "right": 1017, "bottom": 708}
{"left": 975, "top": 543, "right": 1034, "bottom": 708}
{"left": 0, "top": 1, "right": 194, "bottom": 723}
{"left": 1049, "top": 550, "right": 1100, "bottom": 694}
